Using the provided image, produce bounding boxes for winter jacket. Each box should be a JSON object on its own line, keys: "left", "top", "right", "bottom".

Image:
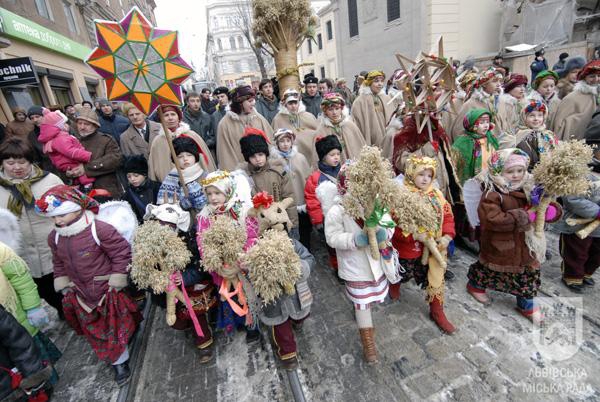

{"left": 121, "top": 179, "right": 161, "bottom": 223}
{"left": 38, "top": 125, "right": 91, "bottom": 172}
{"left": 5, "top": 119, "right": 33, "bottom": 139}
{"left": 255, "top": 95, "right": 280, "bottom": 125}
{"left": 0, "top": 171, "right": 63, "bottom": 278}
{"left": 305, "top": 163, "right": 340, "bottom": 226}
{"left": 119, "top": 120, "right": 162, "bottom": 159}
{"left": 50, "top": 212, "right": 131, "bottom": 311}
{"left": 211, "top": 106, "right": 227, "bottom": 134}
{"left": 183, "top": 107, "right": 215, "bottom": 149}
{"left": 201, "top": 98, "right": 218, "bottom": 115}
{"left": 243, "top": 159, "right": 299, "bottom": 227}
{"left": 351, "top": 86, "right": 395, "bottom": 152}
{"left": 77, "top": 130, "right": 123, "bottom": 197}
{"left": 98, "top": 112, "right": 130, "bottom": 145}
{"left": 552, "top": 81, "right": 598, "bottom": 140}
{"left": 1, "top": 245, "right": 41, "bottom": 336}
{"left": 259, "top": 238, "right": 312, "bottom": 326}
{"left": 269, "top": 146, "right": 311, "bottom": 208}
{"left": 0, "top": 306, "right": 45, "bottom": 401}
{"left": 530, "top": 58, "right": 548, "bottom": 82}
{"left": 553, "top": 173, "right": 600, "bottom": 237}
{"left": 478, "top": 189, "right": 538, "bottom": 273}
{"left": 301, "top": 93, "right": 322, "bottom": 119}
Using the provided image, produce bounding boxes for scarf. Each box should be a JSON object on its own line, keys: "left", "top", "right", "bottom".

{"left": 157, "top": 163, "right": 207, "bottom": 209}
{"left": 317, "top": 161, "right": 341, "bottom": 184}
{"left": 0, "top": 165, "right": 48, "bottom": 217}
{"left": 452, "top": 130, "right": 499, "bottom": 184}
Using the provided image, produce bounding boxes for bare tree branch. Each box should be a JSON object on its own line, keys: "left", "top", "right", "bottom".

{"left": 232, "top": 0, "right": 270, "bottom": 79}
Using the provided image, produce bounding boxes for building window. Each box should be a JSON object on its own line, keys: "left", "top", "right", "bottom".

{"left": 63, "top": 1, "right": 79, "bottom": 34}
{"left": 317, "top": 33, "right": 323, "bottom": 50}
{"left": 348, "top": 0, "right": 359, "bottom": 37}
{"left": 229, "top": 37, "right": 236, "bottom": 50}
{"left": 387, "top": 0, "right": 400, "bottom": 22}
{"left": 238, "top": 36, "right": 244, "bottom": 49}
{"left": 35, "top": 0, "right": 53, "bottom": 20}
{"left": 217, "top": 38, "right": 223, "bottom": 51}
{"left": 320, "top": 66, "right": 325, "bottom": 79}
{"left": 307, "top": 40, "right": 312, "bottom": 54}
{"left": 326, "top": 20, "right": 333, "bottom": 40}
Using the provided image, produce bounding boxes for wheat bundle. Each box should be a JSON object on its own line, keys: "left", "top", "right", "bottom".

{"left": 201, "top": 215, "right": 246, "bottom": 280}
{"left": 244, "top": 229, "right": 301, "bottom": 305}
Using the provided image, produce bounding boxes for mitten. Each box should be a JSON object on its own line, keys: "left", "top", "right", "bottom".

{"left": 179, "top": 196, "right": 193, "bottom": 211}
{"left": 354, "top": 232, "right": 369, "bottom": 247}
{"left": 61, "top": 287, "right": 73, "bottom": 295}
{"left": 375, "top": 228, "right": 387, "bottom": 243}
{"left": 413, "top": 232, "right": 428, "bottom": 242}
{"left": 436, "top": 235, "right": 452, "bottom": 250}
{"left": 545, "top": 203, "right": 561, "bottom": 223}
{"left": 26, "top": 307, "right": 49, "bottom": 328}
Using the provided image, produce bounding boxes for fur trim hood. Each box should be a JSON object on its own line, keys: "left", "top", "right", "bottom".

{"left": 358, "top": 85, "right": 385, "bottom": 96}
{"left": 172, "top": 122, "right": 192, "bottom": 137}
{"left": 226, "top": 109, "right": 261, "bottom": 122}
{"left": 55, "top": 210, "right": 95, "bottom": 237}
{"left": 573, "top": 81, "right": 599, "bottom": 96}
{"left": 319, "top": 112, "right": 351, "bottom": 128}
{"left": 0, "top": 208, "right": 21, "bottom": 252}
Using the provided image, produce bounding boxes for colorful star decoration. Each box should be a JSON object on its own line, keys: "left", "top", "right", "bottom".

{"left": 85, "top": 7, "right": 193, "bottom": 115}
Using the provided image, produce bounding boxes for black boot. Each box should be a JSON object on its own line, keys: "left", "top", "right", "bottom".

{"left": 113, "top": 361, "right": 131, "bottom": 387}
{"left": 246, "top": 328, "right": 260, "bottom": 344}
{"left": 583, "top": 277, "right": 596, "bottom": 287}
{"left": 444, "top": 270, "right": 455, "bottom": 281}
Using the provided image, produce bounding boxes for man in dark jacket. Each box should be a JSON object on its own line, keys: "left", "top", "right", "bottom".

{"left": 182, "top": 92, "right": 215, "bottom": 151}
{"left": 255, "top": 78, "right": 279, "bottom": 124}
{"left": 97, "top": 98, "right": 130, "bottom": 145}
{"left": 200, "top": 88, "right": 218, "bottom": 115}
{"left": 0, "top": 306, "right": 53, "bottom": 401}
{"left": 530, "top": 50, "right": 548, "bottom": 82}
{"left": 211, "top": 86, "right": 230, "bottom": 132}
{"left": 302, "top": 74, "right": 322, "bottom": 118}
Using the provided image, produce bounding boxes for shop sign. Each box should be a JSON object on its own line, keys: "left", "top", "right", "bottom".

{"left": 0, "top": 57, "right": 38, "bottom": 87}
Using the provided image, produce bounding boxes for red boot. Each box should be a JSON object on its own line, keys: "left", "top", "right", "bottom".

{"left": 389, "top": 283, "right": 401, "bottom": 301}
{"left": 429, "top": 298, "right": 456, "bottom": 334}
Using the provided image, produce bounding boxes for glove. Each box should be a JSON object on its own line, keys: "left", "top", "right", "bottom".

{"left": 413, "top": 232, "right": 428, "bottom": 242}
{"left": 354, "top": 232, "right": 369, "bottom": 247}
{"left": 375, "top": 228, "right": 387, "bottom": 243}
{"left": 436, "top": 235, "right": 452, "bottom": 249}
{"left": 179, "top": 195, "right": 193, "bottom": 211}
{"left": 528, "top": 204, "right": 561, "bottom": 223}
{"left": 26, "top": 307, "right": 49, "bottom": 328}
{"left": 61, "top": 287, "right": 73, "bottom": 295}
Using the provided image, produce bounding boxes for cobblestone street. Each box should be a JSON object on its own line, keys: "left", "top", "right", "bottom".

{"left": 47, "top": 232, "right": 600, "bottom": 402}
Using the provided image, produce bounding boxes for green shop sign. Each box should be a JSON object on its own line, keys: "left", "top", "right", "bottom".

{"left": 0, "top": 8, "right": 90, "bottom": 60}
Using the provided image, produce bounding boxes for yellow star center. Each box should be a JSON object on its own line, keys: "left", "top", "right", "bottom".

{"left": 135, "top": 60, "right": 148, "bottom": 76}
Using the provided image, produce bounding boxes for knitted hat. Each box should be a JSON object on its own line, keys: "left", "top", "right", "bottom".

{"left": 503, "top": 73, "right": 528, "bottom": 93}
{"left": 321, "top": 92, "right": 345, "bottom": 111}
{"left": 76, "top": 108, "right": 100, "bottom": 127}
{"left": 303, "top": 73, "right": 318, "bottom": 85}
{"left": 281, "top": 88, "right": 300, "bottom": 104}
{"left": 41, "top": 108, "right": 68, "bottom": 130}
{"left": 160, "top": 104, "right": 183, "bottom": 121}
{"left": 273, "top": 128, "right": 295, "bottom": 143}
{"left": 532, "top": 70, "right": 559, "bottom": 89}
{"left": 213, "top": 86, "right": 230, "bottom": 97}
{"left": 123, "top": 155, "right": 148, "bottom": 175}
{"left": 27, "top": 105, "right": 44, "bottom": 118}
{"left": 364, "top": 70, "right": 385, "bottom": 86}
{"left": 35, "top": 184, "right": 100, "bottom": 216}
{"left": 172, "top": 136, "right": 200, "bottom": 161}
{"left": 315, "top": 135, "right": 342, "bottom": 161}
{"left": 240, "top": 128, "right": 270, "bottom": 161}
{"left": 577, "top": 60, "right": 600, "bottom": 80}
{"left": 463, "top": 108, "right": 494, "bottom": 133}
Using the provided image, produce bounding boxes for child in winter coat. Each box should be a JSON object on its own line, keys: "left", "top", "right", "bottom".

{"left": 324, "top": 163, "right": 391, "bottom": 363}
{"left": 196, "top": 170, "right": 260, "bottom": 342}
{"left": 390, "top": 156, "right": 457, "bottom": 333}
{"left": 306, "top": 135, "right": 343, "bottom": 271}
{"left": 527, "top": 70, "right": 561, "bottom": 129}
{"left": 121, "top": 155, "right": 161, "bottom": 223}
{"left": 515, "top": 100, "right": 558, "bottom": 171}
{"left": 38, "top": 108, "right": 94, "bottom": 187}
{"left": 35, "top": 185, "right": 139, "bottom": 386}
{"left": 157, "top": 136, "right": 208, "bottom": 211}
{"left": 451, "top": 109, "right": 500, "bottom": 185}
{"left": 466, "top": 149, "right": 558, "bottom": 324}
{"left": 269, "top": 128, "right": 312, "bottom": 250}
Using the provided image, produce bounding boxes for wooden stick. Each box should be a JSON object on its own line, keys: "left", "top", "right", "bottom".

{"left": 366, "top": 226, "right": 380, "bottom": 260}
{"left": 534, "top": 197, "right": 552, "bottom": 236}
{"left": 423, "top": 237, "right": 447, "bottom": 270}
{"left": 158, "top": 106, "right": 189, "bottom": 198}
{"left": 566, "top": 217, "right": 596, "bottom": 226}
{"left": 576, "top": 220, "right": 600, "bottom": 239}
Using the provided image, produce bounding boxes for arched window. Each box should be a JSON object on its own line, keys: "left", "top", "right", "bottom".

{"left": 229, "top": 37, "right": 236, "bottom": 50}
{"left": 217, "top": 38, "right": 222, "bottom": 51}
{"left": 238, "top": 36, "right": 244, "bottom": 49}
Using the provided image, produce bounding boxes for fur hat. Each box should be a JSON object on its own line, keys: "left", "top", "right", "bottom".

{"left": 41, "top": 108, "right": 68, "bottom": 130}
{"left": 76, "top": 108, "right": 100, "bottom": 127}
{"left": 213, "top": 86, "right": 230, "bottom": 97}
{"left": 172, "top": 136, "right": 200, "bottom": 161}
{"left": 11, "top": 107, "right": 26, "bottom": 117}
{"left": 503, "top": 73, "right": 528, "bottom": 93}
{"left": 240, "top": 128, "right": 270, "bottom": 161}
{"left": 303, "top": 73, "right": 318, "bottom": 85}
{"left": 27, "top": 105, "right": 44, "bottom": 118}
{"left": 123, "top": 155, "right": 148, "bottom": 175}
{"left": 563, "top": 56, "right": 586, "bottom": 75}
{"left": 315, "top": 135, "right": 342, "bottom": 161}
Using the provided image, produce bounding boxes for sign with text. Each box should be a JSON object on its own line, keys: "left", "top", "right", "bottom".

{"left": 0, "top": 57, "right": 38, "bottom": 87}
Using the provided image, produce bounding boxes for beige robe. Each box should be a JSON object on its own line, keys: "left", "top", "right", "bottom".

{"left": 449, "top": 88, "right": 501, "bottom": 143}
{"left": 311, "top": 116, "right": 367, "bottom": 167}
{"left": 495, "top": 94, "right": 528, "bottom": 149}
{"left": 271, "top": 108, "right": 318, "bottom": 162}
{"left": 269, "top": 146, "right": 311, "bottom": 207}
{"left": 148, "top": 122, "right": 216, "bottom": 182}
{"left": 216, "top": 110, "right": 274, "bottom": 171}
{"left": 350, "top": 86, "right": 394, "bottom": 148}
{"left": 552, "top": 81, "right": 598, "bottom": 141}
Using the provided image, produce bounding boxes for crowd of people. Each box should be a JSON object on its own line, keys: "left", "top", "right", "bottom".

{"left": 1, "top": 51, "right": 600, "bottom": 400}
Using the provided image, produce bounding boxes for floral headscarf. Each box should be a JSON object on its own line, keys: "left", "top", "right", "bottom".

{"left": 320, "top": 92, "right": 345, "bottom": 111}
{"left": 479, "top": 148, "right": 533, "bottom": 194}
{"left": 201, "top": 170, "right": 250, "bottom": 220}
{"left": 35, "top": 185, "right": 100, "bottom": 216}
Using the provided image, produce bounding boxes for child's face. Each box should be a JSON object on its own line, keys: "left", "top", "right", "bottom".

{"left": 249, "top": 152, "right": 267, "bottom": 168}
{"left": 323, "top": 149, "right": 341, "bottom": 167}
{"left": 127, "top": 172, "right": 146, "bottom": 187}
{"left": 285, "top": 101, "right": 299, "bottom": 113}
{"left": 502, "top": 166, "right": 525, "bottom": 186}
{"left": 325, "top": 105, "right": 343, "bottom": 122}
{"left": 483, "top": 77, "right": 502, "bottom": 95}
{"left": 205, "top": 186, "right": 227, "bottom": 207}
{"left": 474, "top": 115, "right": 490, "bottom": 135}
{"left": 585, "top": 73, "right": 600, "bottom": 87}
{"left": 525, "top": 111, "right": 545, "bottom": 129}
{"left": 370, "top": 76, "right": 385, "bottom": 94}
{"left": 242, "top": 98, "right": 255, "bottom": 114}
{"left": 537, "top": 78, "right": 556, "bottom": 98}
{"left": 277, "top": 137, "right": 293, "bottom": 152}
{"left": 508, "top": 84, "right": 526, "bottom": 100}
{"left": 414, "top": 169, "right": 433, "bottom": 190}
{"left": 52, "top": 211, "right": 81, "bottom": 227}
{"left": 177, "top": 152, "right": 197, "bottom": 169}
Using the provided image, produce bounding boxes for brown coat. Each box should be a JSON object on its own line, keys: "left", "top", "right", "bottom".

{"left": 552, "top": 81, "right": 598, "bottom": 140}
{"left": 242, "top": 159, "right": 299, "bottom": 227}
{"left": 5, "top": 120, "right": 34, "bottom": 139}
{"left": 216, "top": 110, "right": 274, "bottom": 171}
{"left": 272, "top": 108, "right": 318, "bottom": 162}
{"left": 147, "top": 122, "right": 216, "bottom": 182}
{"left": 119, "top": 120, "right": 162, "bottom": 158}
{"left": 478, "top": 190, "right": 538, "bottom": 273}
{"left": 311, "top": 116, "right": 367, "bottom": 167}
{"left": 77, "top": 130, "right": 123, "bottom": 197}
{"left": 350, "top": 86, "right": 394, "bottom": 147}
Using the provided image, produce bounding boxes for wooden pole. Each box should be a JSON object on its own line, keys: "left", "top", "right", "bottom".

{"left": 157, "top": 106, "right": 189, "bottom": 198}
